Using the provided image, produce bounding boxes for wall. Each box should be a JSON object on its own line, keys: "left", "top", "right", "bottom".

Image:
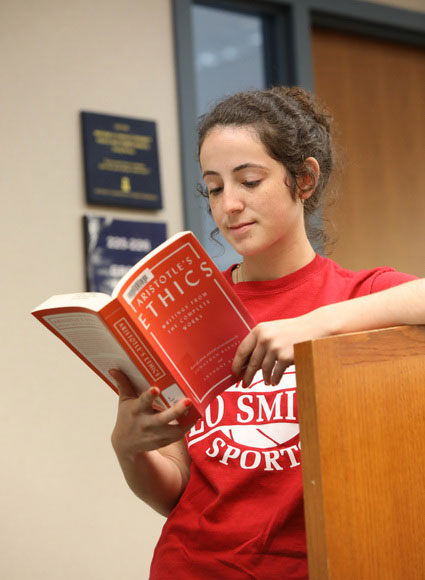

{"left": 361, "top": 0, "right": 425, "bottom": 12}
{"left": 0, "top": 1, "right": 183, "bottom": 579}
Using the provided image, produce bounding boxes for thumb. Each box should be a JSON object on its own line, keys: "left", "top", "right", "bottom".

{"left": 109, "top": 369, "right": 138, "bottom": 401}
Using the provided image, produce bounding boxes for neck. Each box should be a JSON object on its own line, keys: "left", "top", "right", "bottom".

{"left": 239, "top": 235, "right": 316, "bottom": 282}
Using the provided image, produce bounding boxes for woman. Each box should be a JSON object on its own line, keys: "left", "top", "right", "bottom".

{"left": 110, "top": 87, "right": 425, "bottom": 579}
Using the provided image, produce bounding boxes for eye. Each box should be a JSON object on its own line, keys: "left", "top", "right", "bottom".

{"left": 243, "top": 180, "right": 261, "bottom": 188}
{"left": 208, "top": 186, "right": 223, "bottom": 196}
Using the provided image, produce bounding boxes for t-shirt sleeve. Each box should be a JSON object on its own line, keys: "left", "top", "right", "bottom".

{"left": 370, "top": 270, "right": 418, "bottom": 294}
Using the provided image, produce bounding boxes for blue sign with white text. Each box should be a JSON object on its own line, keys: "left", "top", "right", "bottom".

{"left": 84, "top": 216, "right": 167, "bottom": 293}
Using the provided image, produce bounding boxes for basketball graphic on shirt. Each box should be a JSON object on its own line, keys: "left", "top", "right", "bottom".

{"left": 219, "top": 422, "right": 299, "bottom": 449}
{"left": 222, "top": 368, "right": 298, "bottom": 449}
{"left": 187, "top": 368, "right": 299, "bottom": 450}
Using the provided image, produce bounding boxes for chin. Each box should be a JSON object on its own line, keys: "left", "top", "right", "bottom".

{"left": 230, "top": 241, "right": 265, "bottom": 257}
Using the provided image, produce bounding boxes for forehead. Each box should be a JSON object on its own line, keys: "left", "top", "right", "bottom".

{"left": 200, "top": 125, "right": 269, "bottom": 167}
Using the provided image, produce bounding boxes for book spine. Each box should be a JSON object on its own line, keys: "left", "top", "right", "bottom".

{"left": 101, "top": 300, "right": 201, "bottom": 426}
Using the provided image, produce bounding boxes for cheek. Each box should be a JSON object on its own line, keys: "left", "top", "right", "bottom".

{"left": 209, "top": 199, "right": 221, "bottom": 221}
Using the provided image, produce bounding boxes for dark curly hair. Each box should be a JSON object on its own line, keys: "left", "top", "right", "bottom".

{"left": 197, "top": 86, "right": 336, "bottom": 246}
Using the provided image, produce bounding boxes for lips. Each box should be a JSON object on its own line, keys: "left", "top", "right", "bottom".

{"left": 229, "top": 222, "right": 255, "bottom": 233}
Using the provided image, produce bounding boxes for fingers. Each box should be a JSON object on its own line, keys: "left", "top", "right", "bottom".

{"left": 134, "top": 387, "right": 194, "bottom": 433}
{"left": 109, "top": 369, "right": 138, "bottom": 400}
{"left": 111, "top": 370, "right": 197, "bottom": 455}
{"left": 136, "top": 388, "right": 192, "bottom": 421}
{"left": 232, "top": 323, "right": 295, "bottom": 388}
{"left": 232, "top": 332, "right": 256, "bottom": 379}
{"left": 270, "top": 360, "right": 290, "bottom": 386}
{"left": 131, "top": 385, "right": 160, "bottom": 412}
{"left": 260, "top": 352, "right": 277, "bottom": 386}
{"left": 262, "top": 354, "right": 291, "bottom": 386}
{"left": 155, "top": 397, "right": 193, "bottom": 427}
{"left": 110, "top": 368, "right": 194, "bottom": 425}
{"left": 240, "top": 343, "right": 266, "bottom": 388}
{"left": 138, "top": 396, "right": 194, "bottom": 449}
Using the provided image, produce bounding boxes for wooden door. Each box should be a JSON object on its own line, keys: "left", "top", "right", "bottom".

{"left": 313, "top": 27, "right": 425, "bottom": 276}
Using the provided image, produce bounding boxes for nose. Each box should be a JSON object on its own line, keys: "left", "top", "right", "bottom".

{"left": 221, "top": 185, "right": 244, "bottom": 215}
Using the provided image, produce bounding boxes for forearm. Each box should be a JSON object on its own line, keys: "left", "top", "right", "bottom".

{"left": 317, "top": 279, "right": 425, "bottom": 337}
{"left": 114, "top": 441, "right": 190, "bottom": 517}
{"left": 233, "top": 279, "right": 425, "bottom": 387}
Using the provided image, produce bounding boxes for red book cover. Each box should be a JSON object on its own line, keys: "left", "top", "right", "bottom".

{"left": 32, "top": 232, "right": 254, "bottom": 425}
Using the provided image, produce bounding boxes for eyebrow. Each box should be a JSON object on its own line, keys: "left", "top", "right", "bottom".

{"left": 202, "top": 163, "right": 266, "bottom": 179}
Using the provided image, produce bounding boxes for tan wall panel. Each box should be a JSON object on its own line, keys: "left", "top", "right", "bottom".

{"left": 313, "top": 27, "right": 425, "bottom": 276}
{"left": 361, "top": 0, "right": 425, "bottom": 13}
{"left": 0, "top": 1, "right": 182, "bottom": 579}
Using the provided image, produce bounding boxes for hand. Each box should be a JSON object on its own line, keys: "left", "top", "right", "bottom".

{"left": 110, "top": 369, "right": 194, "bottom": 457}
{"left": 232, "top": 312, "right": 326, "bottom": 387}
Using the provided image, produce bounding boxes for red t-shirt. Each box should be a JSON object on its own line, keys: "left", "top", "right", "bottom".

{"left": 150, "top": 255, "right": 416, "bottom": 579}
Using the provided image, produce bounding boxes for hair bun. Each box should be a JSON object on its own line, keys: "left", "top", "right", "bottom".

{"left": 272, "top": 86, "right": 333, "bottom": 133}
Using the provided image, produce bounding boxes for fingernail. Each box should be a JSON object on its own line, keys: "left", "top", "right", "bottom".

{"left": 184, "top": 399, "right": 192, "bottom": 407}
{"left": 150, "top": 387, "right": 160, "bottom": 395}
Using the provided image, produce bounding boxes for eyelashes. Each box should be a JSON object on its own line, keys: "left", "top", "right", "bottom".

{"left": 207, "top": 180, "right": 261, "bottom": 196}
{"left": 244, "top": 180, "right": 261, "bottom": 188}
{"left": 208, "top": 186, "right": 223, "bottom": 196}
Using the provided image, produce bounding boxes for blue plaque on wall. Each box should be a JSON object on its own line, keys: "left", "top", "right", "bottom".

{"left": 81, "top": 112, "right": 163, "bottom": 209}
{"left": 83, "top": 216, "right": 167, "bottom": 293}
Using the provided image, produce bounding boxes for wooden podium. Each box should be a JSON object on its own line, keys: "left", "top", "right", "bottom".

{"left": 295, "top": 325, "right": 425, "bottom": 580}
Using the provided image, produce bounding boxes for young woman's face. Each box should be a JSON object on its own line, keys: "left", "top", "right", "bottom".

{"left": 199, "top": 125, "right": 306, "bottom": 259}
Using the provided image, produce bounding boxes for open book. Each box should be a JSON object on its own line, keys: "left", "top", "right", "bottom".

{"left": 32, "top": 231, "right": 254, "bottom": 426}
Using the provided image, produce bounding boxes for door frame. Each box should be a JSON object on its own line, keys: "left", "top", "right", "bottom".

{"left": 173, "top": 0, "right": 425, "bottom": 244}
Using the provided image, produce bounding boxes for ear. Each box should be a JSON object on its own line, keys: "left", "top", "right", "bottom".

{"left": 298, "top": 157, "right": 320, "bottom": 201}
